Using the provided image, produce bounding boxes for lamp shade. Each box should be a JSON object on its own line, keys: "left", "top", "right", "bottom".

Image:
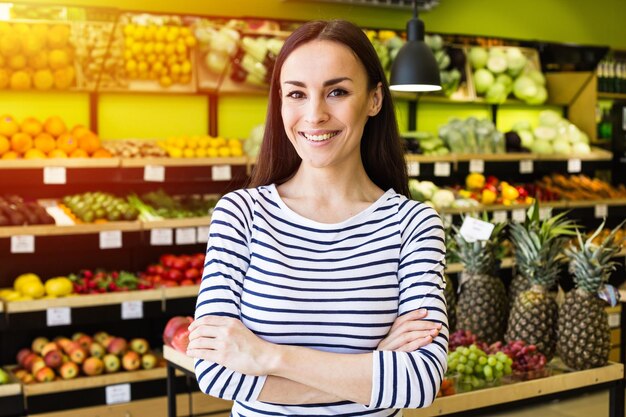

{"left": 389, "top": 40, "right": 442, "bottom": 92}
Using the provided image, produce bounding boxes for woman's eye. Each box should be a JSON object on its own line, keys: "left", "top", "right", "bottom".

{"left": 329, "top": 88, "right": 348, "bottom": 97}
{"left": 286, "top": 91, "right": 304, "bottom": 99}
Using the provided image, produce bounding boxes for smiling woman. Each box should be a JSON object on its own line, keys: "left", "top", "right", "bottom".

{"left": 187, "top": 19, "right": 448, "bottom": 417}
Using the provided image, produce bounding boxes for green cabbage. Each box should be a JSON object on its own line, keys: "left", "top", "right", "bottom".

{"left": 512, "top": 120, "right": 532, "bottom": 132}
{"left": 525, "top": 85, "right": 547, "bottom": 105}
{"left": 538, "top": 110, "right": 562, "bottom": 127}
{"left": 527, "top": 69, "right": 546, "bottom": 86}
{"left": 534, "top": 126, "right": 558, "bottom": 141}
{"left": 469, "top": 47, "right": 488, "bottom": 69}
{"left": 572, "top": 142, "right": 591, "bottom": 154}
{"left": 487, "top": 55, "right": 508, "bottom": 74}
{"left": 485, "top": 82, "right": 508, "bottom": 104}
{"left": 474, "top": 68, "right": 495, "bottom": 94}
{"left": 531, "top": 140, "right": 554, "bottom": 154}
{"left": 513, "top": 75, "right": 538, "bottom": 101}
{"left": 552, "top": 139, "right": 571, "bottom": 155}
{"left": 518, "top": 130, "right": 534, "bottom": 149}
{"left": 506, "top": 48, "right": 527, "bottom": 75}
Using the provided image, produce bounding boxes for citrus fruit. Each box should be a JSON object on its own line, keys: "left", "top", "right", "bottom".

{"left": 56, "top": 133, "right": 78, "bottom": 154}
{"left": 21, "top": 280, "right": 45, "bottom": 299}
{"left": 69, "top": 148, "right": 88, "bottom": 158}
{"left": 21, "top": 117, "right": 43, "bottom": 136}
{"left": 0, "top": 135, "right": 10, "bottom": 155}
{"left": 1, "top": 151, "right": 19, "bottom": 159}
{"left": 24, "top": 148, "right": 47, "bottom": 159}
{"left": 9, "top": 70, "right": 31, "bottom": 90}
{"left": 78, "top": 131, "right": 100, "bottom": 154}
{"left": 34, "top": 132, "right": 56, "bottom": 153}
{"left": 44, "top": 277, "right": 73, "bottom": 297}
{"left": 0, "top": 115, "right": 19, "bottom": 137}
{"left": 44, "top": 116, "right": 67, "bottom": 137}
{"left": 11, "top": 132, "right": 33, "bottom": 154}
{"left": 14, "top": 273, "right": 41, "bottom": 293}
{"left": 48, "top": 149, "right": 68, "bottom": 158}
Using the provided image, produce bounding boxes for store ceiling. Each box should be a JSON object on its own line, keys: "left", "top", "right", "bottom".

{"left": 285, "top": 0, "right": 440, "bottom": 12}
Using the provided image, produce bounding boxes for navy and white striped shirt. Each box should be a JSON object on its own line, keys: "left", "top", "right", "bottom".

{"left": 195, "top": 184, "right": 448, "bottom": 416}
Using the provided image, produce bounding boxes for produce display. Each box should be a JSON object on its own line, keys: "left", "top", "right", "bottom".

{"left": 558, "top": 222, "right": 623, "bottom": 370}
{"left": 535, "top": 174, "right": 626, "bottom": 201}
{"left": 163, "top": 316, "right": 192, "bottom": 353}
{"left": 9, "top": 4, "right": 65, "bottom": 20}
{"left": 468, "top": 46, "right": 547, "bottom": 104}
{"left": 0, "top": 194, "right": 55, "bottom": 226}
{"left": 60, "top": 191, "right": 139, "bottom": 223}
{"left": 0, "top": 115, "right": 110, "bottom": 159}
{"left": 425, "top": 34, "right": 463, "bottom": 97}
{"left": 161, "top": 135, "right": 244, "bottom": 158}
{"left": 447, "top": 344, "right": 513, "bottom": 392}
{"left": 139, "top": 253, "right": 204, "bottom": 287}
{"left": 228, "top": 34, "right": 284, "bottom": 88}
{"left": 438, "top": 117, "right": 505, "bottom": 154}
{"left": 128, "top": 189, "right": 217, "bottom": 220}
{"left": 195, "top": 19, "right": 241, "bottom": 82}
{"left": 0, "top": 368, "right": 10, "bottom": 385}
{"left": 101, "top": 139, "right": 167, "bottom": 158}
{"left": 0, "top": 273, "right": 73, "bottom": 301}
{"left": 73, "top": 21, "right": 125, "bottom": 90}
{"left": 13, "top": 332, "right": 161, "bottom": 384}
{"left": 0, "top": 22, "right": 76, "bottom": 91}
{"left": 403, "top": 131, "right": 450, "bottom": 156}
{"left": 69, "top": 269, "right": 151, "bottom": 294}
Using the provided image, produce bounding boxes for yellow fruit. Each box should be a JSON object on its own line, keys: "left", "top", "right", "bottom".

{"left": 186, "top": 137, "right": 198, "bottom": 149}
{"left": 47, "top": 24, "right": 70, "bottom": 49}
{"left": 180, "top": 60, "right": 191, "bottom": 75}
{"left": 230, "top": 146, "right": 243, "bottom": 157}
{"left": 21, "top": 280, "right": 45, "bottom": 298}
{"left": 10, "top": 71, "right": 32, "bottom": 90}
{"left": 3, "top": 291, "right": 22, "bottom": 301}
{"left": 0, "top": 69, "right": 9, "bottom": 89}
{"left": 174, "top": 136, "right": 186, "bottom": 148}
{"left": 21, "top": 33, "right": 44, "bottom": 57}
{"left": 1, "top": 151, "right": 18, "bottom": 159}
{"left": 206, "top": 148, "right": 218, "bottom": 158}
{"left": 218, "top": 147, "right": 231, "bottom": 157}
{"left": 125, "top": 60, "right": 137, "bottom": 72}
{"left": 184, "top": 35, "right": 197, "bottom": 47}
{"left": 168, "top": 147, "right": 182, "bottom": 158}
{"left": 0, "top": 33, "right": 21, "bottom": 56}
{"left": 159, "top": 75, "right": 172, "bottom": 88}
{"left": 8, "top": 54, "right": 27, "bottom": 70}
{"left": 33, "top": 69, "right": 54, "bottom": 90}
{"left": 197, "top": 136, "right": 210, "bottom": 148}
{"left": 228, "top": 138, "right": 242, "bottom": 148}
{"left": 195, "top": 148, "right": 207, "bottom": 158}
{"left": 28, "top": 51, "right": 48, "bottom": 69}
{"left": 154, "top": 42, "right": 165, "bottom": 54}
{"left": 0, "top": 115, "right": 20, "bottom": 137}
{"left": 183, "top": 148, "right": 195, "bottom": 158}
{"left": 14, "top": 273, "right": 42, "bottom": 293}
{"left": 24, "top": 148, "right": 47, "bottom": 159}
{"left": 175, "top": 43, "right": 187, "bottom": 56}
{"left": 44, "top": 277, "right": 73, "bottom": 297}
{"left": 48, "top": 149, "right": 68, "bottom": 158}
{"left": 123, "top": 24, "right": 135, "bottom": 37}
{"left": 214, "top": 137, "right": 226, "bottom": 147}
{"left": 48, "top": 49, "right": 69, "bottom": 70}
{"left": 179, "top": 75, "right": 191, "bottom": 85}
{"left": 0, "top": 135, "right": 9, "bottom": 155}
{"left": 53, "top": 67, "right": 75, "bottom": 90}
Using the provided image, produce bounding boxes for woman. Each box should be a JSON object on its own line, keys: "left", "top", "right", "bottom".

{"left": 187, "top": 20, "right": 447, "bottom": 416}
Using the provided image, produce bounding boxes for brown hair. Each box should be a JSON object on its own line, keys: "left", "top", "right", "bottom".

{"left": 247, "top": 19, "right": 409, "bottom": 198}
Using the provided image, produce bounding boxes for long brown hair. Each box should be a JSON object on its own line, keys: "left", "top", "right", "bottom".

{"left": 247, "top": 20, "right": 409, "bottom": 198}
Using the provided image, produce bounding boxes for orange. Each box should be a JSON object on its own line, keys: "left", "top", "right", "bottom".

{"left": 48, "top": 49, "right": 68, "bottom": 70}
{"left": 21, "top": 117, "right": 43, "bottom": 136}
{"left": 1, "top": 151, "right": 19, "bottom": 160}
{"left": 9, "top": 71, "right": 31, "bottom": 90}
{"left": 0, "top": 69, "right": 9, "bottom": 89}
{"left": 33, "top": 69, "right": 54, "bottom": 90}
{"left": 0, "top": 135, "right": 9, "bottom": 155}
{"left": 43, "top": 116, "right": 67, "bottom": 137}
{"left": 53, "top": 67, "right": 75, "bottom": 90}
{"left": 91, "top": 148, "right": 112, "bottom": 158}
{"left": 11, "top": 132, "right": 33, "bottom": 154}
{"left": 78, "top": 132, "right": 100, "bottom": 154}
{"left": 48, "top": 149, "right": 68, "bottom": 159}
{"left": 46, "top": 25, "right": 70, "bottom": 49}
{"left": 69, "top": 148, "right": 88, "bottom": 158}
{"left": 33, "top": 133, "right": 56, "bottom": 154}
{"left": 55, "top": 133, "right": 77, "bottom": 154}
{"left": 0, "top": 115, "right": 19, "bottom": 137}
{"left": 71, "top": 125, "right": 90, "bottom": 138}
{"left": 24, "top": 148, "right": 47, "bottom": 159}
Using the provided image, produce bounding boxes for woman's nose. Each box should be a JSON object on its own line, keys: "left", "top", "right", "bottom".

{"left": 304, "top": 97, "right": 329, "bottom": 125}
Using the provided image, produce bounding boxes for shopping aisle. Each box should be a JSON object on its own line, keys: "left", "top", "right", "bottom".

{"left": 482, "top": 391, "right": 616, "bottom": 417}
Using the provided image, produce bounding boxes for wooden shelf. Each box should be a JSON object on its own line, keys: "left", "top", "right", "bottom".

{"left": 163, "top": 345, "right": 194, "bottom": 372}
{"left": 0, "top": 376, "right": 21, "bottom": 397}
{"left": 162, "top": 285, "right": 199, "bottom": 300}
{"left": 0, "top": 221, "right": 142, "bottom": 238}
{"left": 142, "top": 217, "right": 212, "bottom": 230}
{"left": 598, "top": 92, "right": 626, "bottom": 100}
{"left": 439, "top": 198, "right": 626, "bottom": 215}
{"left": 23, "top": 367, "right": 166, "bottom": 396}
{"left": 404, "top": 148, "right": 612, "bottom": 164}
{"left": 119, "top": 157, "right": 248, "bottom": 168}
{"left": 404, "top": 362, "right": 623, "bottom": 417}
{"left": 0, "top": 159, "right": 119, "bottom": 169}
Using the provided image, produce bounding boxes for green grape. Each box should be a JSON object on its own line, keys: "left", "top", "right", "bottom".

{"left": 495, "top": 370, "right": 504, "bottom": 379}
{"left": 496, "top": 352, "right": 508, "bottom": 363}
{"left": 506, "top": 357, "right": 513, "bottom": 366}
{"left": 459, "top": 355, "right": 468, "bottom": 364}
{"left": 504, "top": 364, "right": 512, "bottom": 375}
{"left": 478, "top": 356, "right": 487, "bottom": 365}
{"left": 466, "top": 360, "right": 475, "bottom": 370}
{"left": 487, "top": 356, "right": 497, "bottom": 367}
{"left": 468, "top": 352, "right": 478, "bottom": 362}
{"left": 469, "top": 344, "right": 478, "bottom": 352}
{"left": 465, "top": 365, "right": 473, "bottom": 375}
{"left": 461, "top": 347, "right": 470, "bottom": 356}
{"left": 483, "top": 365, "right": 493, "bottom": 379}
{"left": 449, "top": 360, "right": 458, "bottom": 370}
{"left": 495, "top": 362, "right": 504, "bottom": 372}
{"left": 474, "top": 364, "right": 482, "bottom": 374}
{"left": 457, "top": 364, "right": 466, "bottom": 373}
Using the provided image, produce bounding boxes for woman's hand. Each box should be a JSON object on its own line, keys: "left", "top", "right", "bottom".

{"left": 377, "top": 309, "right": 441, "bottom": 352}
{"left": 186, "top": 316, "right": 274, "bottom": 376}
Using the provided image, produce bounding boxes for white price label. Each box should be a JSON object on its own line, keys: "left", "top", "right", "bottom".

{"left": 106, "top": 383, "right": 131, "bottom": 405}
{"left": 434, "top": 162, "right": 451, "bottom": 177}
{"left": 144, "top": 165, "right": 165, "bottom": 182}
{"left": 595, "top": 204, "right": 608, "bottom": 219}
{"left": 442, "top": 214, "right": 453, "bottom": 228}
{"left": 492, "top": 210, "right": 508, "bottom": 223}
{"left": 43, "top": 167, "right": 67, "bottom": 184}
{"left": 609, "top": 313, "right": 620, "bottom": 328}
{"left": 121, "top": 301, "right": 143, "bottom": 320}
{"left": 407, "top": 161, "right": 420, "bottom": 177}
{"left": 47, "top": 307, "right": 71, "bottom": 327}
{"left": 519, "top": 160, "right": 534, "bottom": 174}
{"left": 99, "top": 230, "right": 122, "bottom": 249}
{"left": 11, "top": 235, "right": 35, "bottom": 253}
{"left": 459, "top": 217, "right": 495, "bottom": 242}
{"left": 150, "top": 228, "right": 173, "bottom": 245}
{"left": 469, "top": 159, "right": 484, "bottom": 173}
{"left": 567, "top": 158, "right": 582, "bottom": 173}
{"left": 212, "top": 165, "right": 232, "bottom": 181}
{"left": 512, "top": 209, "right": 526, "bottom": 223}
{"left": 539, "top": 207, "right": 553, "bottom": 220}
{"left": 176, "top": 227, "right": 197, "bottom": 245}
{"left": 197, "top": 226, "right": 210, "bottom": 244}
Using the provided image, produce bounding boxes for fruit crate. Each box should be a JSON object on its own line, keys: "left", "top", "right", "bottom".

{"left": 0, "top": 366, "right": 23, "bottom": 417}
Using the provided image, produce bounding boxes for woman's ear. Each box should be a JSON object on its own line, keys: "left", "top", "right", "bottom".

{"left": 368, "top": 82, "right": 383, "bottom": 117}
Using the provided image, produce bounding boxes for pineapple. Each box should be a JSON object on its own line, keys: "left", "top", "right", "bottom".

{"left": 452, "top": 219, "right": 507, "bottom": 344}
{"left": 506, "top": 203, "right": 577, "bottom": 360}
{"left": 508, "top": 272, "right": 530, "bottom": 302}
{"left": 557, "top": 221, "right": 624, "bottom": 370}
{"left": 443, "top": 275, "right": 457, "bottom": 332}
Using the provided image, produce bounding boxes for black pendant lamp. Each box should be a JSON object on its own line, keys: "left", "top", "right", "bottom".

{"left": 389, "top": 0, "right": 441, "bottom": 93}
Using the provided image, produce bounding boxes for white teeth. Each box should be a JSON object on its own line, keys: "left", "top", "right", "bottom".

{"left": 302, "top": 132, "right": 338, "bottom": 142}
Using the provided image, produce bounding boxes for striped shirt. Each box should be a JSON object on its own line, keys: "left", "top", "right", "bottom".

{"left": 194, "top": 184, "right": 448, "bottom": 416}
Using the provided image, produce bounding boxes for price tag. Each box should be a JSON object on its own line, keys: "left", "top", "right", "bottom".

{"left": 11, "top": 235, "right": 35, "bottom": 253}
{"left": 434, "top": 162, "right": 451, "bottom": 177}
{"left": 469, "top": 159, "right": 484, "bottom": 173}
{"left": 176, "top": 227, "right": 197, "bottom": 245}
{"left": 43, "top": 167, "right": 66, "bottom": 184}
{"left": 567, "top": 158, "right": 582, "bottom": 173}
{"left": 47, "top": 307, "right": 71, "bottom": 327}
{"left": 442, "top": 214, "right": 453, "bottom": 228}
{"left": 106, "top": 383, "right": 131, "bottom": 405}
{"left": 99, "top": 231, "right": 122, "bottom": 249}
{"left": 595, "top": 204, "right": 608, "bottom": 219}
{"left": 459, "top": 217, "right": 495, "bottom": 242}
{"left": 150, "top": 228, "right": 173, "bottom": 245}
{"left": 512, "top": 209, "right": 526, "bottom": 223}
{"left": 608, "top": 313, "right": 621, "bottom": 328}
{"left": 121, "top": 301, "right": 143, "bottom": 320}
{"left": 212, "top": 165, "right": 232, "bottom": 181}
{"left": 539, "top": 207, "right": 553, "bottom": 220}
{"left": 519, "top": 160, "right": 534, "bottom": 174}
{"left": 492, "top": 210, "right": 507, "bottom": 223}
{"left": 143, "top": 165, "right": 165, "bottom": 182}
{"left": 407, "top": 161, "right": 420, "bottom": 177}
{"left": 197, "top": 226, "right": 210, "bottom": 244}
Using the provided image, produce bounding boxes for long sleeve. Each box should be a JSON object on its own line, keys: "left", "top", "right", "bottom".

{"left": 194, "top": 190, "right": 267, "bottom": 401}
{"left": 368, "top": 202, "right": 448, "bottom": 409}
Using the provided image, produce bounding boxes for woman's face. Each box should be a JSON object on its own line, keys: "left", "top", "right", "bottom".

{"left": 280, "top": 40, "right": 382, "bottom": 170}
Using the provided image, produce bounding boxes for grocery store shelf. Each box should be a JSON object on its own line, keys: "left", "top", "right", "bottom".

{"left": 23, "top": 367, "right": 166, "bottom": 396}
{"left": 119, "top": 157, "right": 248, "bottom": 168}
{"left": 404, "top": 362, "right": 624, "bottom": 417}
{"left": 404, "top": 148, "right": 612, "bottom": 164}
{"left": 0, "top": 158, "right": 119, "bottom": 169}
{"left": 598, "top": 92, "right": 626, "bottom": 100}
{"left": 163, "top": 345, "right": 193, "bottom": 371}
{"left": 4, "top": 288, "right": 163, "bottom": 314}
{"left": 0, "top": 381, "right": 21, "bottom": 397}
{"left": 446, "top": 257, "right": 515, "bottom": 274}
{"left": 162, "top": 285, "right": 199, "bottom": 300}
{"left": 440, "top": 198, "right": 626, "bottom": 215}
{"left": 0, "top": 221, "right": 142, "bottom": 238}
{"left": 142, "top": 217, "right": 212, "bottom": 229}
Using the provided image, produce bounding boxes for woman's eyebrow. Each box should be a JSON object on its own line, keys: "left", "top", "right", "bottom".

{"left": 282, "top": 77, "right": 353, "bottom": 88}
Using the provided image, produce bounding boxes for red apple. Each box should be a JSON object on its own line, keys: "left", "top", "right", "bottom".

{"left": 68, "top": 346, "right": 87, "bottom": 364}
{"left": 89, "top": 342, "right": 105, "bottom": 359}
{"left": 82, "top": 357, "right": 104, "bottom": 376}
{"left": 31, "top": 358, "right": 46, "bottom": 375}
{"left": 76, "top": 335, "right": 93, "bottom": 350}
{"left": 31, "top": 337, "right": 49, "bottom": 354}
{"left": 160, "top": 254, "right": 176, "bottom": 268}
{"left": 59, "top": 361, "right": 79, "bottom": 379}
{"left": 44, "top": 350, "right": 63, "bottom": 369}
{"left": 35, "top": 366, "right": 55, "bottom": 383}
{"left": 184, "top": 267, "right": 200, "bottom": 281}
{"left": 41, "top": 342, "right": 60, "bottom": 357}
{"left": 17, "top": 348, "right": 32, "bottom": 365}
{"left": 107, "top": 337, "right": 128, "bottom": 355}
{"left": 167, "top": 269, "right": 183, "bottom": 281}
{"left": 122, "top": 351, "right": 141, "bottom": 371}
{"left": 180, "top": 279, "right": 195, "bottom": 286}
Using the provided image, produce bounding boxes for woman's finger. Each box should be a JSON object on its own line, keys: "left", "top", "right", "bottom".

{"left": 396, "top": 336, "right": 433, "bottom": 352}
{"left": 382, "top": 329, "right": 439, "bottom": 351}
{"left": 388, "top": 309, "right": 427, "bottom": 333}
{"left": 384, "top": 320, "right": 440, "bottom": 345}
